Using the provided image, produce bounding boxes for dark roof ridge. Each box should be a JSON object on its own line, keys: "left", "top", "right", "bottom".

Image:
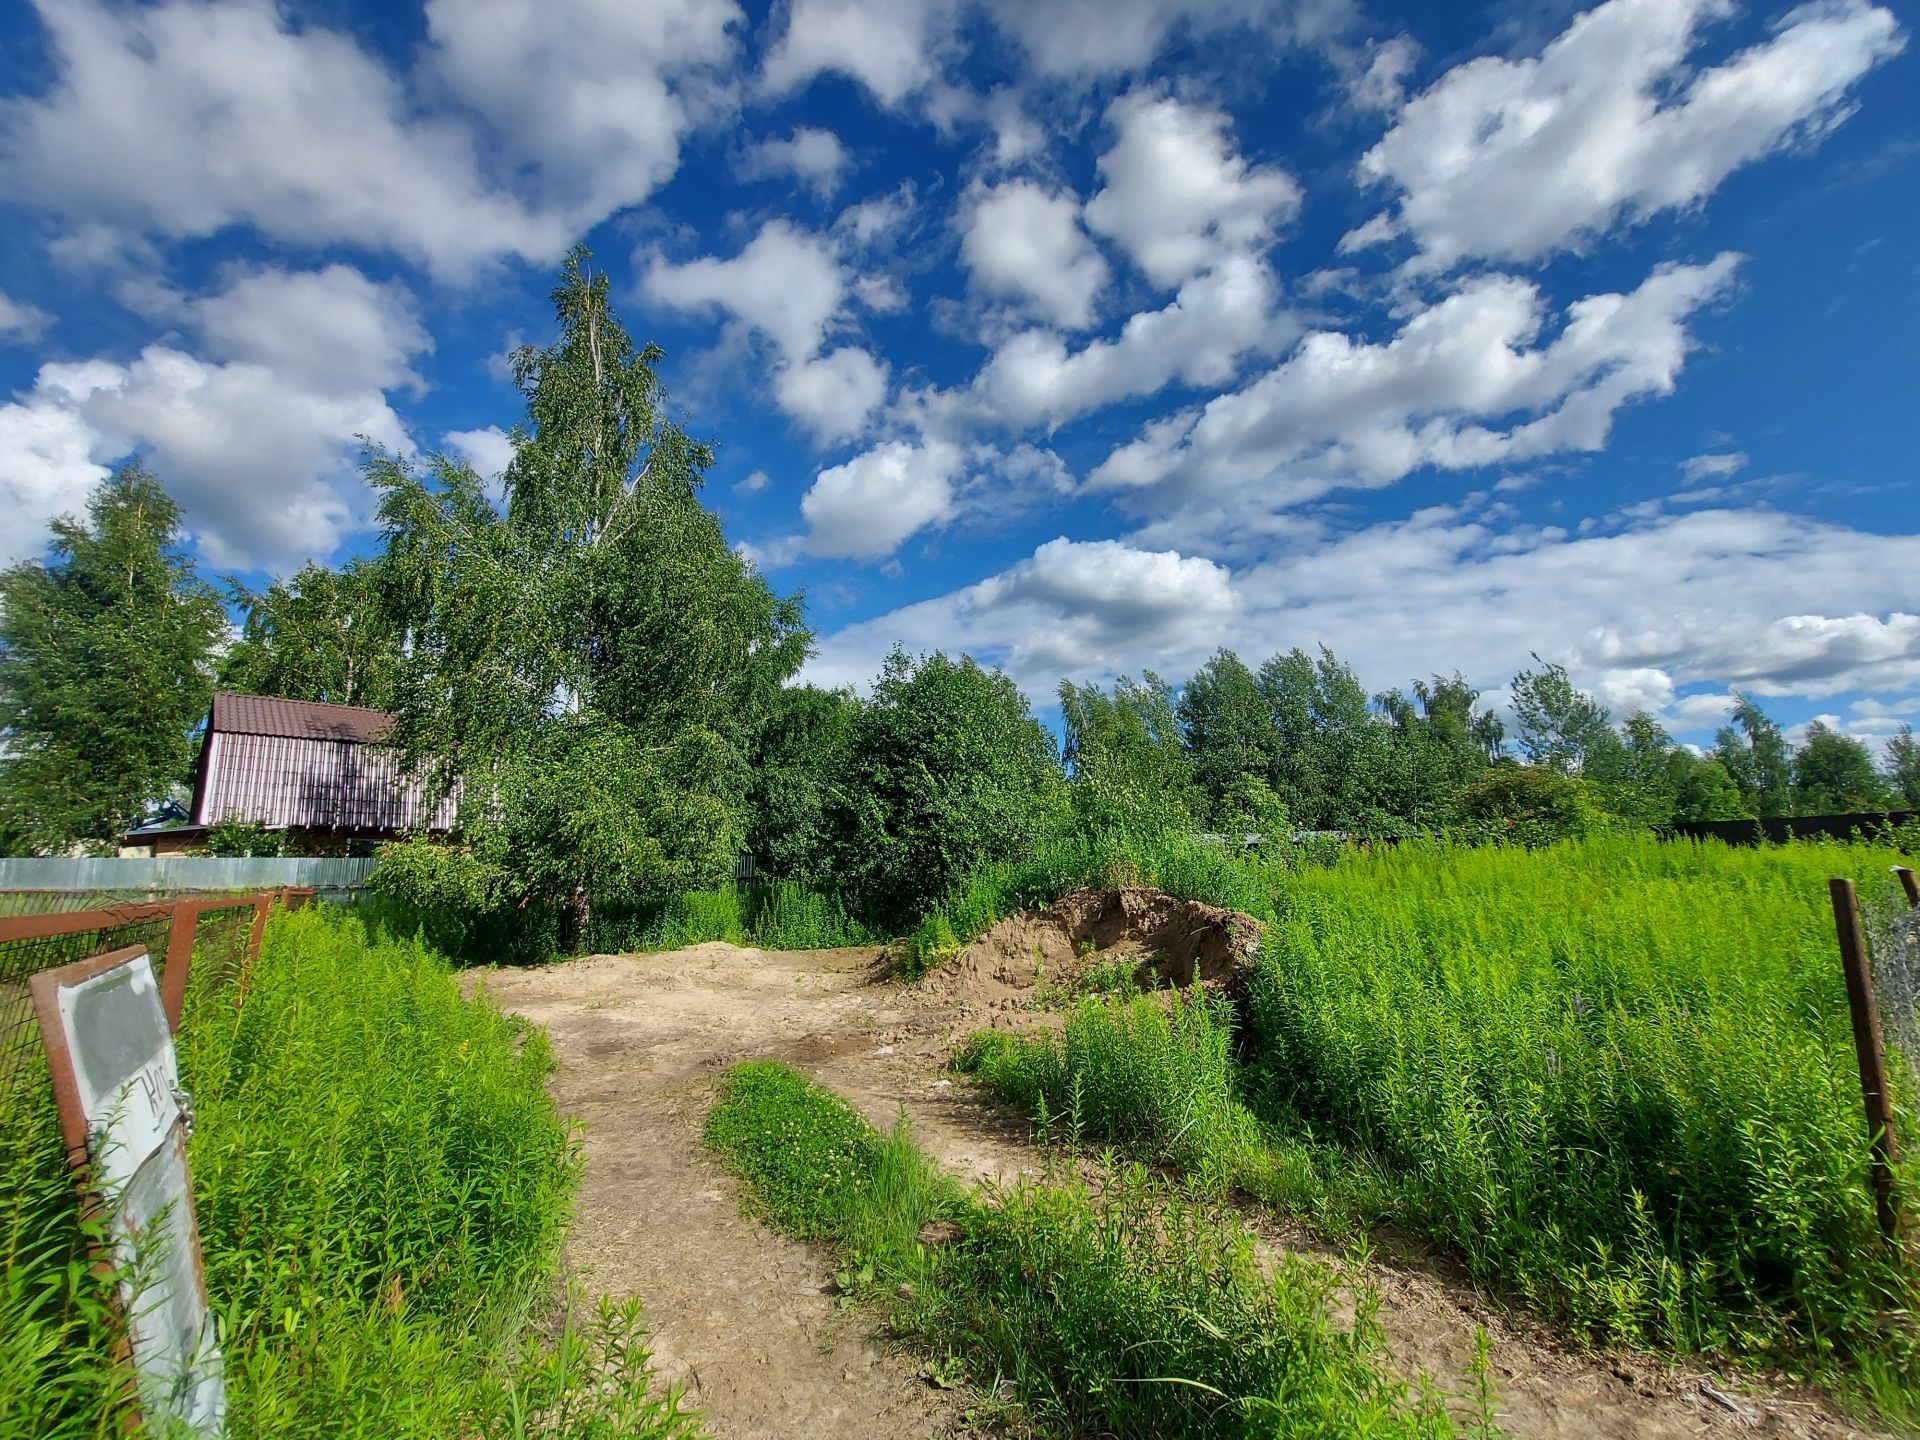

{"left": 209, "top": 691, "right": 396, "bottom": 743}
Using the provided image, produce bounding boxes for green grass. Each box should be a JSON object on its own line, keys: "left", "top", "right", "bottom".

{"left": 968, "top": 832, "right": 1920, "bottom": 1408}
{"left": 588, "top": 879, "right": 881, "bottom": 955}
{"left": 1, "top": 904, "right": 701, "bottom": 1439}
{"left": 704, "top": 1060, "right": 1467, "bottom": 1439}
{"left": 962, "top": 990, "right": 1256, "bottom": 1182}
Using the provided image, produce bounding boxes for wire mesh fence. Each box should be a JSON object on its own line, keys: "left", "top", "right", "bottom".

{"left": 0, "top": 904, "right": 175, "bottom": 1108}
{"left": 1869, "top": 876, "right": 1920, "bottom": 1082}
{"left": 0, "top": 890, "right": 311, "bottom": 1157}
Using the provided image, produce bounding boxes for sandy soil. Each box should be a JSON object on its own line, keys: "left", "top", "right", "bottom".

{"left": 477, "top": 940, "right": 1893, "bottom": 1440}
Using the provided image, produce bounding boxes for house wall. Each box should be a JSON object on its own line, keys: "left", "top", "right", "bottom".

{"left": 194, "top": 732, "right": 459, "bottom": 832}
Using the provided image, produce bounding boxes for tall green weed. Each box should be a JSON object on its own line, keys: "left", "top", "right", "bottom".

{"left": 2, "top": 905, "right": 699, "bottom": 1438}
{"left": 1247, "top": 834, "right": 1919, "bottom": 1375}
{"left": 968, "top": 833, "right": 1920, "bottom": 1401}
{"left": 704, "top": 1061, "right": 1459, "bottom": 1439}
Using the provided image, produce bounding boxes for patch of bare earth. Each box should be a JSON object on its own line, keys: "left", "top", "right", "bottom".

{"left": 478, "top": 890, "right": 1892, "bottom": 1440}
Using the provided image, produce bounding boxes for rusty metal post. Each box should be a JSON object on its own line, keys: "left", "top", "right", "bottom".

{"left": 1897, "top": 866, "right": 1920, "bottom": 909}
{"left": 1831, "top": 877, "right": 1902, "bottom": 1243}
{"left": 240, "top": 893, "right": 270, "bottom": 1009}
{"left": 160, "top": 898, "right": 199, "bottom": 1032}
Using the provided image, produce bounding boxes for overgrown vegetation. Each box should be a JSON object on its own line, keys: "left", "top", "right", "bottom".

{"left": 967, "top": 833, "right": 1920, "bottom": 1408}
{"left": 704, "top": 1060, "right": 1465, "bottom": 1439}
{"left": 0, "top": 905, "right": 700, "bottom": 1438}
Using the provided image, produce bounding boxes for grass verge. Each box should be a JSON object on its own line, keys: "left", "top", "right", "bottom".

{"left": 704, "top": 1060, "right": 1471, "bottom": 1439}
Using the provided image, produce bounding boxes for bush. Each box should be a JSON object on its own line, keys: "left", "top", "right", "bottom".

{"left": 206, "top": 816, "right": 284, "bottom": 856}
{"left": 831, "top": 648, "right": 1068, "bottom": 923}
{"left": 1457, "top": 763, "right": 1606, "bottom": 846}
{"left": 370, "top": 833, "right": 555, "bottom": 964}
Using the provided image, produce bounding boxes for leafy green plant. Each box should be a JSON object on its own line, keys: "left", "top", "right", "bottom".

{"left": 704, "top": 1060, "right": 1460, "bottom": 1439}
{"left": 205, "top": 816, "right": 284, "bottom": 857}
{"left": 1246, "top": 833, "right": 1920, "bottom": 1382}
{"left": 3, "top": 904, "right": 701, "bottom": 1438}
{"left": 966, "top": 832, "right": 1920, "bottom": 1406}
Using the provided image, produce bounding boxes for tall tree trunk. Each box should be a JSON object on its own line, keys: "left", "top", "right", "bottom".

{"left": 560, "top": 884, "right": 590, "bottom": 956}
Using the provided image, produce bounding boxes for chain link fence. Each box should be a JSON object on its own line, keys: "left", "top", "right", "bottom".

{"left": 0, "top": 890, "right": 310, "bottom": 1175}
{"left": 1868, "top": 871, "right": 1920, "bottom": 1080}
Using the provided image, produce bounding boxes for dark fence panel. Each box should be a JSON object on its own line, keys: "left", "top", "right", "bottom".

{"left": 1670, "top": 812, "right": 1916, "bottom": 846}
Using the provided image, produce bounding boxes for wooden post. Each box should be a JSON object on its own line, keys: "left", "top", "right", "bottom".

{"left": 1897, "top": 866, "right": 1919, "bottom": 909}
{"left": 1830, "top": 877, "right": 1902, "bottom": 1243}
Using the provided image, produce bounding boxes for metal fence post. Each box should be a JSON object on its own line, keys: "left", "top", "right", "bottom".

{"left": 161, "top": 898, "right": 199, "bottom": 1032}
{"left": 240, "top": 894, "right": 270, "bottom": 1008}
{"left": 1830, "top": 877, "right": 1902, "bottom": 1244}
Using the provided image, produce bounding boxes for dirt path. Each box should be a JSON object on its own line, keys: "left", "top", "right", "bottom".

{"left": 479, "top": 942, "right": 1889, "bottom": 1440}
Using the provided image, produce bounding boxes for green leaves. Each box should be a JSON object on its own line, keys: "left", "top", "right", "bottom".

{"left": 220, "top": 559, "right": 403, "bottom": 710}
{"left": 832, "top": 648, "right": 1067, "bottom": 922}
{"left": 363, "top": 248, "right": 810, "bottom": 950}
{"left": 0, "top": 461, "right": 225, "bottom": 851}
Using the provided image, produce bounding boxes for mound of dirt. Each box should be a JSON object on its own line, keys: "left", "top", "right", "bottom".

{"left": 922, "top": 887, "right": 1262, "bottom": 1017}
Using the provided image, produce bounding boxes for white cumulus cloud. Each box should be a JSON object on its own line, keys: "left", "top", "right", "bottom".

{"left": 1085, "top": 90, "right": 1302, "bottom": 289}
{"left": 0, "top": 264, "right": 427, "bottom": 569}
{"left": 797, "top": 437, "right": 961, "bottom": 559}
{"left": 807, "top": 534, "right": 1237, "bottom": 693}
{"left": 642, "top": 220, "right": 889, "bottom": 441}
{"left": 0, "top": 0, "right": 567, "bottom": 278}
{"left": 1347, "top": 0, "right": 1904, "bottom": 271}
{"left": 959, "top": 180, "right": 1109, "bottom": 330}
{"left": 0, "top": 291, "right": 52, "bottom": 345}
{"left": 735, "top": 125, "right": 852, "bottom": 197}
{"left": 1091, "top": 254, "right": 1743, "bottom": 549}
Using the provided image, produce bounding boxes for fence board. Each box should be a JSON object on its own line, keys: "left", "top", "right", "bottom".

{"left": 0, "top": 856, "right": 376, "bottom": 893}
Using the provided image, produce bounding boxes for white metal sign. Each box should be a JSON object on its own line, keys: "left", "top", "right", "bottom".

{"left": 32, "top": 946, "right": 225, "bottom": 1435}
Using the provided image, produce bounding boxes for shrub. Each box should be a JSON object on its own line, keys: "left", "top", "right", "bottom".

{"left": 830, "top": 648, "right": 1068, "bottom": 923}
{"left": 205, "top": 816, "right": 283, "bottom": 857}
{"left": 1457, "top": 763, "right": 1606, "bottom": 846}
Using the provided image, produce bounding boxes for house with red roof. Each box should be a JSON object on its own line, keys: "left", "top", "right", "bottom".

{"left": 126, "top": 693, "right": 459, "bottom": 855}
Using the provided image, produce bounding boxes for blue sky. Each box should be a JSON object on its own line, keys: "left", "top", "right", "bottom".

{"left": 0, "top": 0, "right": 1915, "bottom": 749}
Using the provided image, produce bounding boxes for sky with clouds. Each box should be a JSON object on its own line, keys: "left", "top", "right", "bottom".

{"left": 0, "top": 0, "right": 1915, "bottom": 749}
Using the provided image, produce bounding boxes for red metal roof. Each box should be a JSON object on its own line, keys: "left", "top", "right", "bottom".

{"left": 209, "top": 691, "right": 394, "bottom": 744}
{"left": 193, "top": 693, "right": 457, "bottom": 833}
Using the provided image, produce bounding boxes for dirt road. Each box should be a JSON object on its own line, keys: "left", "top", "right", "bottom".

{"left": 479, "top": 941, "right": 1886, "bottom": 1440}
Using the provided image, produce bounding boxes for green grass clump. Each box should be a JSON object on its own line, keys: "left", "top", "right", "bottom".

{"left": 704, "top": 1060, "right": 1461, "bottom": 1439}
{"left": 0, "top": 1057, "right": 125, "bottom": 1440}
{"left": 962, "top": 991, "right": 1254, "bottom": 1179}
{"left": 592, "top": 880, "right": 880, "bottom": 956}
{"left": 2, "top": 904, "right": 700, "bottom": 1439}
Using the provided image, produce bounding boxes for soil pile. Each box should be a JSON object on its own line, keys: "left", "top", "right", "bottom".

{"left": 921, "top": 887, "right": 1263, "bottom": 1016}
